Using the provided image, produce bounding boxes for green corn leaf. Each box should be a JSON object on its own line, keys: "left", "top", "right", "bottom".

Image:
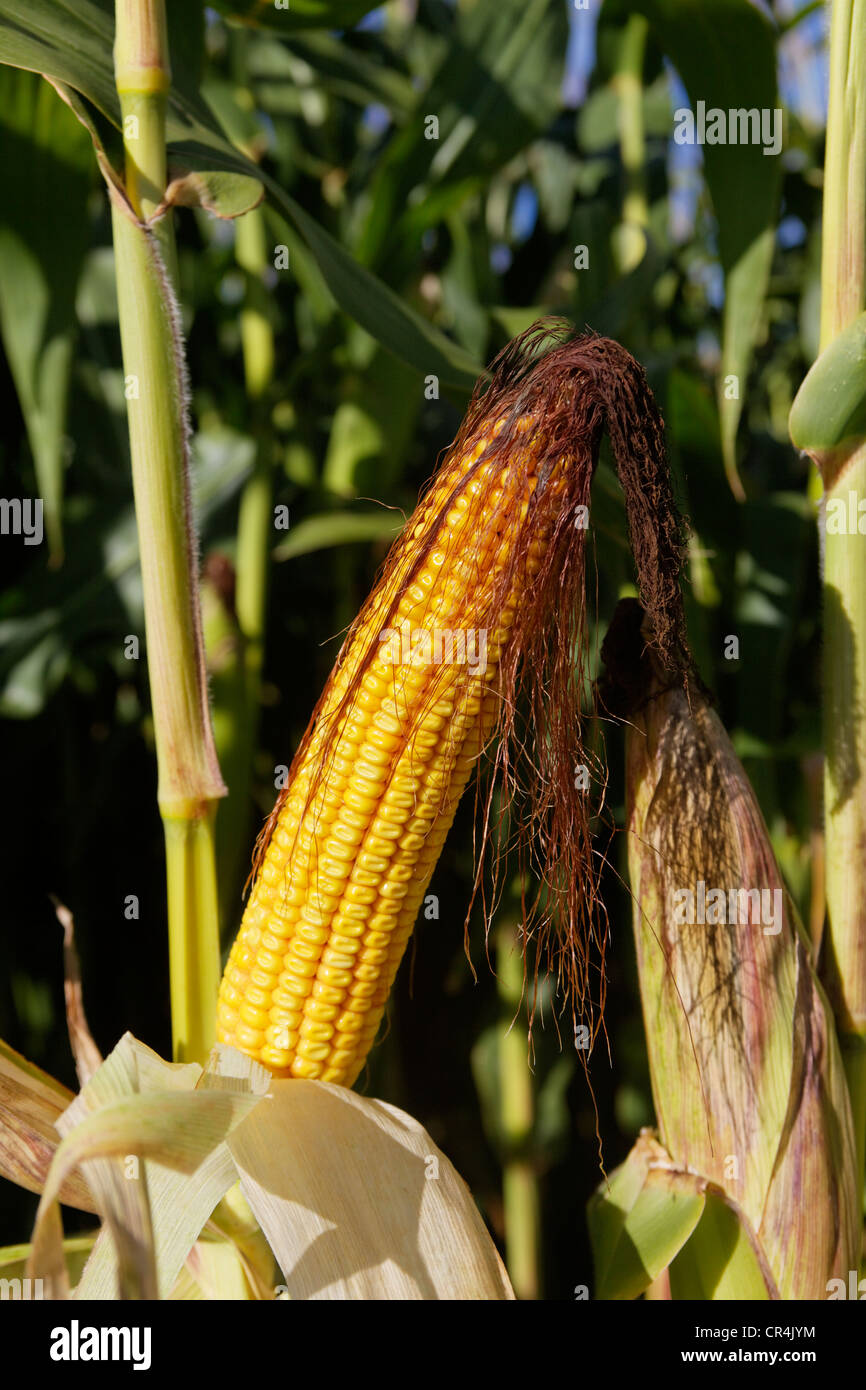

{"left": 587, "top": 1133, "right": 706, "bottom": 1300}
{"left": 0, "top": 0, "right": 482, "bottom": 392}
{"left": 668, "top": 1191, "right": 776, "bottom": 1301}
{"left": 632, "top": 0, "right": 782, "bottom": 497}
{"left": 273, "top": 508, "right": 403, "bottom": 562}
{"left": 0, "top": 67, "right": 92, "bottom": 563}
{"left": 789, "top": 310, "right": 866, "bottom": 460}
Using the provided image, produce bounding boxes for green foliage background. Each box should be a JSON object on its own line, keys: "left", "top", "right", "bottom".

{"left": 0, "top": 0, "right": 827, "bottom": 1296}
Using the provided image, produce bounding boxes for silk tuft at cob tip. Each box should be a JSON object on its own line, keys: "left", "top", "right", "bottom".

{"left": 217, "top": 319, "right": 697, "bottom": 1086}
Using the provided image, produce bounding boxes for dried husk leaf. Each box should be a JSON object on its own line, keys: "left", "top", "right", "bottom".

{"left": 609, "top": 602, "right": 859, "bottom": 1299}
{"left": 0, "top": 1038, "right": 94, "bottom": 1213}
{"left": 28, "top": 1035, "right": 267, "bottom": 1300}
{"left": 228, "top": 1079, "right": 515, "bottom": 1300}
{"left": 54, "top": 898, "right": 103, "bottom": 1087}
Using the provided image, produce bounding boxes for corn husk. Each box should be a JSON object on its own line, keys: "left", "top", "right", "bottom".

{"left": 609, "top": 602, "right": 859, "bottom": 1299}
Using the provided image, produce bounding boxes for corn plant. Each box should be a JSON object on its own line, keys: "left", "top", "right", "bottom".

{"left": 0, "top": 0, "right": 864, "bottom": 1307}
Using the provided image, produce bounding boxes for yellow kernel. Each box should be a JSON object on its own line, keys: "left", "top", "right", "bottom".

{"left": 350, "top": 869, "right": 380, "bottom": 889}
{"left": 318, "top": 857, "right": 351, "bottom": 880}
{"left": 316, "top": 966, "right": 353, "bottom": 989}
{"left": 344, "top": 884, "right": 377, "bottom": 905}
{"left": 321, "top": 839, "right": 354, "bottom": 865}
{"left": 234, "top": 1022, "right": 266, "bottom": 1051}
{"left": 265, "top": 1024, "right": 299, "bottom": 1051}
{"left": 368, "top": 914, "right": 400, "bottom": 933}
{"left": 355, "top": 963, "right": 384, "bottom": 982}
{"left": 297, "top": 919, "right": 329, "bottom": 945}
{"left": 357, "top": 742, "right": 391, "bottom": 767}
{"left": 295, "top": 1039, "right": 331, "bottom": 1062}
{"left": 332, "top": 916, "right": 365, "bottom": 937}
{"left": 371, "top": 897, "right": 402, "bottom": 917}
{"left": 261, "top": 1047, "right": 292, "bottom": 1070}
{"left": 312, "top": 981, "right": 344, "bottom": 1005}
{"left": 357, "top": 852, "right": 390, "bottom": 874}
{"left": 362, "top": 932, "right": 391, "bottom": 950}
{"left": 370, "top": 820, "right": 403, "bottom": 841}
{"left": 299, "top": 1019, "right": 334, "bottom": 1044}
{"left": 288, "top": 941, "right": 320, "bottom": 965}
{"left": 405, "top": 817, "right": 434, "bottom": 836}
{"left": 268, "top": 1006, "right": 302, "bottom": 1030}
{"left": 330, "top": 1047, "right": 362, "bottom": 1068}
{"left": 335, "top": 1010, "right": 366, "bottom": 1033}
{"left": 390, "top": 773, "right": 422, "bottom": 792}
{"left": 379, "top": 880, "right": 409, "bottom": 901}
{"left": 385, "top": 862, "right": 414, "bottom": 883}
{"left": 321, "top": 948, "right": 356, "bottom": 970}
{"left": 340, "top": 902, "right": 371, "bottom": 921}
{"left": 217, "top": 1001, "right": 238, "bottom": 1030}
{"left": 349, "top": 981, "right": 377, "bottom": 999}
{"left": 220, "top": 982, "right": 243, "bottom": 1011}
{"left": 305, "top": 999, "right": 338, "bottom": 1022}
{"left": 253, "top": 945, "right": 285, "bottom": 973}
{"left": 283, "top": 952, "right": 318, "bottom": 978}
{"left": 332, "top": 821, "right": 365, "bottom": 848}
{"left": 290, "top": 1056, "right": 324, "bottom": 1079}
{"left": 239, "top": 1000, "right": 269, "bottom": 1034}
{"left": 373, "top": 710, "right": 403, "bottom": 736}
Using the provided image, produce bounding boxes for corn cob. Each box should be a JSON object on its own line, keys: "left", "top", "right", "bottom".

{"left": 218, "top": 323, "right": 691, "bottom": 1085}
{"left": 601, "top": 598, "right": 859, "bottom": 1298}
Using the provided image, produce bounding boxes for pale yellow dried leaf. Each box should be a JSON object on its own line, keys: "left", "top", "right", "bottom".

{"left": 73, "top": 1042, "right": 269, "bottom": 1300}
{"left": 28, "top": 1036, "right": 266, "bottom": 1300}
{"left": 228, "top": 1079, "right": 515, "bottom": 1300}
{"left": 0, "top": 1038, "right": 94, "bottom": 1212}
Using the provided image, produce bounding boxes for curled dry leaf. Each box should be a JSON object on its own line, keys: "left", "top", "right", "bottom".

{"left": 53, "top": 897, "right": 103, "bottom": 1088}
{"left": 0, "top": 1038, "right": 94, "bottom": 1213}
{"left": 28, "top": 1035, "right": 268, "bottom": 1300}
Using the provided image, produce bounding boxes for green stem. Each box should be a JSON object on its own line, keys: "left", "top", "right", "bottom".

{"left": 165, "top": 811, "right": 221, "bottom": 1062}
{"left": 819, "top": 0, "right": 866, "bottom": 1198}
{"left": 112, "top": 0, "right": 224, "bottom": 1063}
{"left": 823, "top": 447, "right": 866, "bottom": 1196}
{"left": 497, "top": 925, "right": 541, "bottom": 1300}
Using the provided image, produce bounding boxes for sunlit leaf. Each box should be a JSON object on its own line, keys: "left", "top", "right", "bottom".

{"left": 587, "top": 1133, "right": 705, "bottom": 1300}
{"left": 0, "top": 0, "right": 482, "bottom": 391}
{"left": 228, "top": 1079, "right": 515, "bottom": 1300}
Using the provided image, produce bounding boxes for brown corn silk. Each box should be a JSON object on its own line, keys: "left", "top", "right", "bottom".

{"left": 218, "top": 323, "right": 690, "bottom": 1086}
{"left": 605, "top": 601, "right": 858, "bottom": 1298}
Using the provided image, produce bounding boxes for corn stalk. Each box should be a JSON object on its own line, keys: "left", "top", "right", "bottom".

{"left": 790, "top": 0, "right": 866, "bottom": 1193}
{"left": 819, "top": 0, "right": 866, "bottom": 1195}
{"left": 111, "top": 0, "right": 224, "bottom": 1064}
